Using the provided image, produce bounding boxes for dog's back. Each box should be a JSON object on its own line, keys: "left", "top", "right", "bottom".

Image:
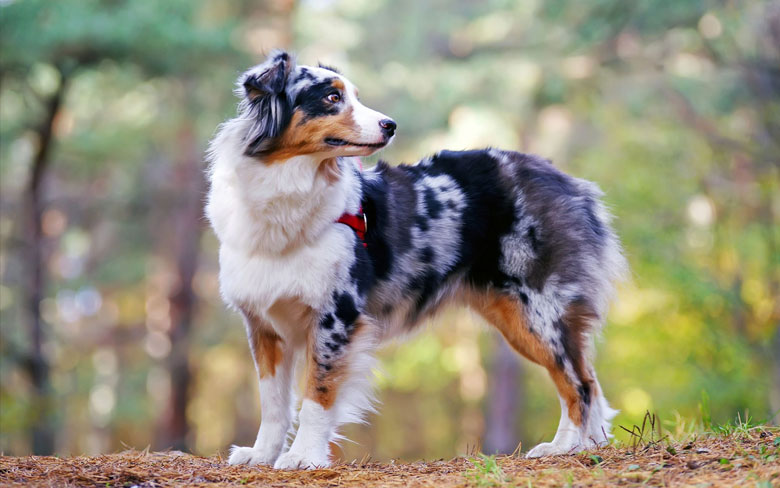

{"left": 361, "top": 148, "right": 625, "bottom": 330}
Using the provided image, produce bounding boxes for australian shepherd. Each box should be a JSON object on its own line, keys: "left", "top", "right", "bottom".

{"left": 206, "top": 51, "right": 628, "bottom": 469}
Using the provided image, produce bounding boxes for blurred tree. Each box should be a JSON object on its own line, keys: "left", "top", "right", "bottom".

{"left": 663, "top": 2, "right": 780, "bottom": 419}
{"left": 0, "top": 0, "right": 238, "bottom": 454}
{"left": 483, "top": 338, "right": 524, "bottom": 454}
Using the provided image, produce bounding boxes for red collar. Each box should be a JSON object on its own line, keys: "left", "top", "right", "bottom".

{"left": 337, "top": 207, "right": 367, "bottom": 247}
{"left": 336, "top": 157, "right": 367, "bottom": 247}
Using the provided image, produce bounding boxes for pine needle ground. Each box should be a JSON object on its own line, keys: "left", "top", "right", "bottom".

{"left": 2, "top": 425, "right": 777, "bottom": 487}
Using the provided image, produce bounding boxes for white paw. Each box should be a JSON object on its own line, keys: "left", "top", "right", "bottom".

{"left": 525, "top": 441, "right": 582, "bottom": 458}
{"left": 228, "top": 445, "right": 279, "bottom": 466}
{"left": 273, "top": 450, "right": 330, "bottom": 470}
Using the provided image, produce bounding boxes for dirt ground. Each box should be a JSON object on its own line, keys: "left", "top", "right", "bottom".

{"left": 2, "top": 429, "right": 778, "bottom": 487}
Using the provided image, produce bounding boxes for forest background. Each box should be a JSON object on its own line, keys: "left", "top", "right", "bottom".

{"left": 1, "top": 0, "right": 778, "bottom": 461}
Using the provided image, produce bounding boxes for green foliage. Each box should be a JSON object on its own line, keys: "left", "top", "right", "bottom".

{"left": 0, "top": 0, "right": 237, "bottom": 75}
{"left": 588, "top": 454, "right": 604, "bottom": 465}
{"left": 464, "top": 453, "right": 509, "bottom": 487}
{"left": 700, "top": 390, "right": 713, "bottom": 430}
{"left": 710, "top": 411, "right": 766, "bottom": 439}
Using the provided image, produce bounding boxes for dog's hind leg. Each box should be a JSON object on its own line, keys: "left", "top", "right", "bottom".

{"left": 228, "top": 309, "right": 296, "bottom": 466}
{"left": 274, "top": 309, "right": 376, "bottom": 470}
{"left": 473, "top": 291, "right": 615, "bottom": 458}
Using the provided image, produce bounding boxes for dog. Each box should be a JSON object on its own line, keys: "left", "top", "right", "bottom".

{"left": 205, "top": 51, "right": 628, "bottom": 469}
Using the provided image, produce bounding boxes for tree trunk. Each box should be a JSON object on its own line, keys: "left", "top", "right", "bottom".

{"left": 483, "top": 336, "right": 525, "bottom": 454}
{"left": 770, "top": 328, "right": 780, "bottom": 425}
{"left": 25, "top": 73, "right": 68, "bottom": 455}
{"left": 159, "top": 122, "right": 206, "bottom": 451}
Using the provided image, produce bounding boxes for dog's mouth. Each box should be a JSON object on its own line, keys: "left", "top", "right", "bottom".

{"left": 325, "top": 137, "right": 387, "bottom": 148}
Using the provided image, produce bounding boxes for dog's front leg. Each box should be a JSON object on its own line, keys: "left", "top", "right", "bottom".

{"left": 274, "top": 307, "right": 375, "bottom": 470}
{"left": 228, "top": 312, "right": 295, "bottom": 466}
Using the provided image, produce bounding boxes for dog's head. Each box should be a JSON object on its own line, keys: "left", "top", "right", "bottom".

{"left": 237, "top": 51, "right": 396, "bottom": 161}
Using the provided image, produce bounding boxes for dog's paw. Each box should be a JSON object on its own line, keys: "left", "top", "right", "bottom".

{"left": 273, "top": 450, "right": 330, "bottom": 470}
{"left": 227, "top": 445, "right": 278, "bottom": 466}
{"left": 525, "top": 441, "right": 581, "bottom": 458}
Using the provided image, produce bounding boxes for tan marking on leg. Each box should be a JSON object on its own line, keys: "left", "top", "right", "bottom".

{"left": 252, "top": 328, "right": 283, "bottom": 378}
{"left": 472, "top": 292, "right": 584, "bottom": 426}
{"left": 304, "top": 317, "right": 368, "bottom": 410}
{"left": 560, "top": 300, "right": 598, "bottom": 414}
{"left": 561, "top": 300, "right": 597, "bottom": 380}
{"left": 237, "top": 303, "right": 285, "bottom": 379}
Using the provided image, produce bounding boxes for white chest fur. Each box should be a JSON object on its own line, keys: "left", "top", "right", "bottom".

{"left": 216, "top": 228, "right": 352, "bottom": 323}
{"left": 205, "top": 118, "right": 360, "bottom": 338}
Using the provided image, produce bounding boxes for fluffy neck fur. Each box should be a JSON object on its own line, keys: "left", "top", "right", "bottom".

{"left": 206, "top": 118, "right": 355, "bottom": 255}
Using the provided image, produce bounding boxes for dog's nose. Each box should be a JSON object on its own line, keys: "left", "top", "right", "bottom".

{"left": 379, "top": 119, "right": 397, "bottom": 136}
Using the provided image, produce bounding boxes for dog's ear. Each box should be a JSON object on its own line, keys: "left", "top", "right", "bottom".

{"left": 243, "top": 51, "right": 292, "bottom": 101}
{"left": 241, "top": 51, "right": 295, "bottom": 157}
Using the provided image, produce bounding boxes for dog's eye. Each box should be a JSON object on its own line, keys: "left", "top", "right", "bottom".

{"left": 326, "top": 92, "right": 341, "bottom": 103}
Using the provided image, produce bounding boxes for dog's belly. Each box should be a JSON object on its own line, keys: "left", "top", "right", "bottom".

{"left": 365, "top": 276, "right": 466, "bottom": 341}
{"left": 218, "top": 227, "right": 354, "bottom": 339}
